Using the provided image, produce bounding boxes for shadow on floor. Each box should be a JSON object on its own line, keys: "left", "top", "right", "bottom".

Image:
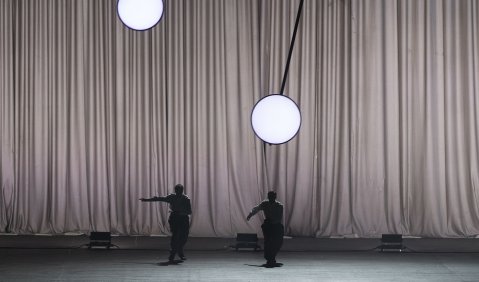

{"left": 158, "top": 260, "right": 185, "bottom": 266}
{"left": 245, "top": 263, "right": 283, "bottom": 268}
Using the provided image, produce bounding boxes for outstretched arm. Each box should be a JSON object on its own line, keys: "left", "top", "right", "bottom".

{"left": 139, "top": 196, "right": 168, "bottom": 202}
{"left": 246, "top": 204, "right": 262, "bottom": 221}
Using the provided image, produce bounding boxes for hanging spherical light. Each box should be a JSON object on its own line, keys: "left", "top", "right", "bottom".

{"left": 251, "top": 94, "right": 301, "bottom": 145}
{"left": 117, "top": 0, "right": 164, "bottom": 31}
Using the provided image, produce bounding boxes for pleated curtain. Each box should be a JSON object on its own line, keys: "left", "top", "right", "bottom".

{"left": 1, "top": 0, "right": 478, "bottom": 237}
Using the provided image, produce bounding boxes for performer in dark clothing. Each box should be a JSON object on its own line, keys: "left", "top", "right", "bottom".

{"left": 247, "top": 191, "right": 284, "bottom": 267}
{"left": 140, "top": 184, "right": 192, "bottom": 262}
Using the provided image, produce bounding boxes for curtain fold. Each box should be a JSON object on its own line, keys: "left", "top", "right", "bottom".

{"left": 1, "top": 0, "right": 478, "bottom": 237}
{"left": 1, "top": 0, "right": 15, "bottom": 233}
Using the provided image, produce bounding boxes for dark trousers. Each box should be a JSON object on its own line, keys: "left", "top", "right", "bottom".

{"left": 261, "top": 222, "right": 284, "bottom": 263}
{"left": 168, "top": 214, "right": 190, "bottom": 257}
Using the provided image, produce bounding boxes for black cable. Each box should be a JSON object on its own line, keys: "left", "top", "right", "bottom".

{"left": 279, "top": 0, "right": 305, "bottom": 95}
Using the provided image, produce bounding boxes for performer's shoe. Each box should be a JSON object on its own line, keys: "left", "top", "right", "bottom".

{"left": 264, "top": 260, "right": 282, "bottom": 268}
{"left": 179, "top": 255, "right": 187, "bottom": 260}
{"left": 265, "top": 260, "right": 276, "bottom": 267}
{"left": 168, "top": 255, "right": 175, "bottom": 262}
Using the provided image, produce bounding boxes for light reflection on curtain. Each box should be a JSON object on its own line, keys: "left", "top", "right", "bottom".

{"left": 0, "top": 0, "right": 478, "bottom": 237}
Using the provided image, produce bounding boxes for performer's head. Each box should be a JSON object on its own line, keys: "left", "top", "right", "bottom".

{"left": 267, "top": 191, "right": 277, "bottom": 202}
{"left": 174, "top": 184, "right": 184, "bottom": 195}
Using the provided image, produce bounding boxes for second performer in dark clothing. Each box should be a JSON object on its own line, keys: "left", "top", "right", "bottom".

{"left": 247, "top": 191, "right": 284, "bottom": 267}
{"left": 140, "top": 184, "right": 192, "bottom": 262}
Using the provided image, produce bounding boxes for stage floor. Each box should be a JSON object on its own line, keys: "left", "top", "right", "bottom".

{"left": 2, "top": 235, "right": 479, "bottom": 252}
{"left": 1, "top": 236, "right": 479, "bottom": 281}
{"left": 1, "top": 249, "right": 479, "bottom": 281}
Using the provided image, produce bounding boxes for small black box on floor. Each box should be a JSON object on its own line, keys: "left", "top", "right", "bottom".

{"left": 89, "top": 232, "right": 112, "bottom": 249}
{"left": 234, "top": 233, "right": 261, "bottom": 251}
{"left": 380, "top": 234, "right": 405, "bottom": 252}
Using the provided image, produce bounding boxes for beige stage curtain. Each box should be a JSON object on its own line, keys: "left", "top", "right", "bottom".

{"left": 1, "top": 0, "right": 478, "bottom": 237}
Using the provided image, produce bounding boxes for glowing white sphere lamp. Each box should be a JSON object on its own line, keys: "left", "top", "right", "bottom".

{"left": 117, "top": 0, "right": 164, "bottom": 31}
{"left": 251, "top": 94, "right": 301, "bottom": 145}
